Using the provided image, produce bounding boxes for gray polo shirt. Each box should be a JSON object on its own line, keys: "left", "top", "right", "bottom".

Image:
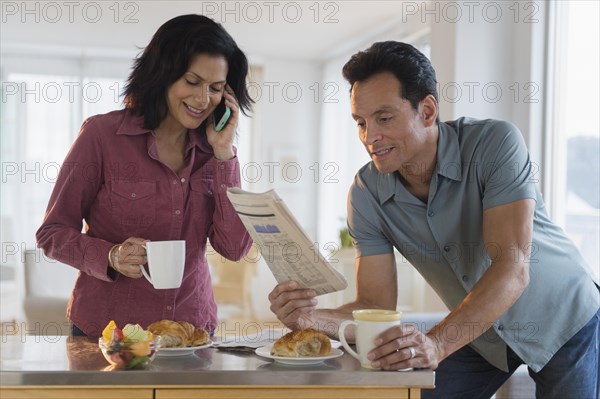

{"left": 347, "top": 117, "right": 600, "bottom": 372}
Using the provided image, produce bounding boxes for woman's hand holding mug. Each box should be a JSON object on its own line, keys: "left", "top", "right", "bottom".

{"left": 108, "top": 237, "right": 148, "bottom": 278}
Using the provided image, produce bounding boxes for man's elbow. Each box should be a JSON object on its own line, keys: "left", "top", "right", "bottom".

{"left": 515, "top": 263, "right": 530, "bottom": 293}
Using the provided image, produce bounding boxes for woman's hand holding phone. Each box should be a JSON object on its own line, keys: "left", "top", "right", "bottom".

{"left": 207, "top": 84, "right": 238, "bottom": 160}
{"left": 213, "top": 98, "right": 231, "bottom": 132}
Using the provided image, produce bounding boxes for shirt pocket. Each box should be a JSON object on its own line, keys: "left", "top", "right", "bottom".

{"left": 189, "top": 178, "right": 214, "bottom": 236}
{"left": 110, "top": 179, "right": 156, "bottom": 236}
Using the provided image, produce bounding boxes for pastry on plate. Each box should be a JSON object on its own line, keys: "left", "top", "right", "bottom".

{"left": 147, "top": 320, "right": 210, "bottom": 348}
{"left": 271, "top": 328, "right": 331, "bottom": 357}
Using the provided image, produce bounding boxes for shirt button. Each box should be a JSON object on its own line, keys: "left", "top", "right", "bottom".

{"left": 219, "top": 164, "right": 225, "bottom": 170}
{"left": 207, "top": 190, "right": 213, "bottom": 196}
{"left": 175, "top": 210, "right": 181, "bottom": 215}
{"left": 462, "top": 275, "right": 468, "bottom": 282}
{"left": 181, "top": 177, "right": 186, "bottom": 183}
{"left": 498, "top": 324, "right": 504, "bottom": 331}
{"left": 428, "top": 211, "right": 434, "bottom": 217}
{"left": 221, "top": 184, "right": 226, "bottom": 188}
{"left": 166, "top": 306, "right": 172, "bottom": 311}
{"left": 172, "top": 180, "right": 177, "bottom": 185}
{"left": 130, "top": 193, "right": 136, "bottom": 198}
{"left": 444, "top": 245, "right": 450, "bottom": 252}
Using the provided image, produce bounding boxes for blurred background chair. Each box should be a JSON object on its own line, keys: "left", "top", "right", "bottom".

{"left": 23, "top": 249, "right": 78, "bottom": 335}
{"left": 207, "top": 244, "right": 258, "bottom": 321}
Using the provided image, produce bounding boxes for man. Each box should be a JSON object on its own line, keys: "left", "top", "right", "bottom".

{"left": 268, "top": 41, "right": 599, "bottom": 398}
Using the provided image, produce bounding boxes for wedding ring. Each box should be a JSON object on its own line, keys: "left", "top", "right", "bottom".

{"left": 408, "top": 347, "right": 416, "bottom": 359}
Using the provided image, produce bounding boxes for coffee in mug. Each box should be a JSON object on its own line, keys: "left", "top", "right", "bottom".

{"left": 338, "top": 309, "right": 402, "bottom": 369}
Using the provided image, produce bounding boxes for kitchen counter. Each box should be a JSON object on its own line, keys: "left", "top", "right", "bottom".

{"left": 1, "top": 335, "right": 434, "bottom": 399}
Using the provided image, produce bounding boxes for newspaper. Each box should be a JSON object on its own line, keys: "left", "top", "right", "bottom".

{"left": 226, "top": 188, "right": 348, "bottom": 296}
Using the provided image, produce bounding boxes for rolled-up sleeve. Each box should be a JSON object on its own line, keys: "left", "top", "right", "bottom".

{"left": 206, "top": 156, "right": 252, "bottom": 261}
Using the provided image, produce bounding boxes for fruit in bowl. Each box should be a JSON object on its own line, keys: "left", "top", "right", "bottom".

{"left": 99, "top": 320, "right": 161, "bottom": 369}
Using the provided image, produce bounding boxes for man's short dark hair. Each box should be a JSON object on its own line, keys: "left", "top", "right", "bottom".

{"left": 123, "top": 14, "right": 252, "bottom": 129}
{"left": 342, "top": 41, "right": 438, "bottom": 112}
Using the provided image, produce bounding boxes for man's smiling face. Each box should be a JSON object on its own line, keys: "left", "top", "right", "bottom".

{"left": 351, "top": 72, "right": 433, "bottom": 175}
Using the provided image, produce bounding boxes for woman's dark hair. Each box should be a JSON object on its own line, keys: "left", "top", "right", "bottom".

{"left": 123, "top": 14, "right": 252, "bottom": 129}
{"left": 342, "top": 41, "right": 438, "bottom": 112}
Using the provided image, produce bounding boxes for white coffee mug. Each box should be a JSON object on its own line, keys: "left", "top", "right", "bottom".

{"left": 338, "top": 309, "right": 402, "bottom": 369}
{"left": 141, "top": 240, "right": 185, "bottom": 289}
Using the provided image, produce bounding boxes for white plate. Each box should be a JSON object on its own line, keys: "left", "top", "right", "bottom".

{"left": 255, "top": 344, "right": 344, "bottom": 365}
{"left": 157, "top": 342, "right": 212, "bottom": 357}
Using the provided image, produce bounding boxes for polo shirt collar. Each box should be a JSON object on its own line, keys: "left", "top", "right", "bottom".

{"left": 376, "top": 122, "right": 462, "bottom": 205}
{"left": 377, "top": 171, "right": 397, "bottom": 204}
{"left": 435, "top": 122, "right": 463, "bottom": 181}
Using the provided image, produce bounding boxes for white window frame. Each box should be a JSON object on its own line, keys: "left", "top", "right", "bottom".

{"left": 544, "top": 1, "right": 600, "bottom": 278}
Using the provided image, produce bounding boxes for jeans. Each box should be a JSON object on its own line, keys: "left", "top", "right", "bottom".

{"left": 422, "top": 307, "right": 600, "bottom": 399}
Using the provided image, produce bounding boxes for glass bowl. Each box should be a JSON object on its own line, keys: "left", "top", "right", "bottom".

{"left": 99, "top": 336, "right": 161, "bottom": 369}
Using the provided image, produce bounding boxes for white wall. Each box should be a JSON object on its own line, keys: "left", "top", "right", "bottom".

{"left": 247, "top": 59, "right": 322, "bottom": 238}
{"left": 430, "top": 1, "right": 547, "bottom": 166}
{"left": 243, "top": 58, "right": 324, "bottom": 319}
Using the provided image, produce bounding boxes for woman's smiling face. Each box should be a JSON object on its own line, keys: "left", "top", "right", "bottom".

{"left": 163, "top": 53, "right": 228, "bottom": 131}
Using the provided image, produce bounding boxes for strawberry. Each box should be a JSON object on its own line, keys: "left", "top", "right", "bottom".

{"left": 111, "top": 327, "right": 125, "bottom": 342}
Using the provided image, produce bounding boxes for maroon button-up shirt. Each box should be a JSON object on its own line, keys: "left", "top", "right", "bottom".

{"left": 36, "top": 109, "right": 252, "bottom": 336}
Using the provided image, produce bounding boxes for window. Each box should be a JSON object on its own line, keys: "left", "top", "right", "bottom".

{"left": 1, "top": 72, "right": 77, "bottom": 255}
{"left": 548, "top": 1, "right": 599, "bottom": 278}
{"left": 0, "top": 53, "right": 129, "bottom": 270}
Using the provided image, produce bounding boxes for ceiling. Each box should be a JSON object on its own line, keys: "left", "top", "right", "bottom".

{"left": 1, "top": 1, "right": 412, "bottom": 62}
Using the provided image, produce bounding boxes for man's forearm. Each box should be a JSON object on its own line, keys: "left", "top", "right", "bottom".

{"left": 310, "top": 253, "right": 399, "bottom": 341}
{"left": 426, "top": 260, "right": 529, "bottom": 361}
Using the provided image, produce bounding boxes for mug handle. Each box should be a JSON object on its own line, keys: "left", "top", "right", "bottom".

{"left": 338, "top": 320, "right": 360, "bottom": 361}
{"left": 140, "top": 265, "right": 153, "bottom": 285}
{"left": 140, "top": 243, "right": 153, "bottom": 285}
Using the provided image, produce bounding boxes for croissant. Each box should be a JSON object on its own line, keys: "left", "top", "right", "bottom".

{"left": 147, "top": 320, "right": 211, "bottom": 348}
{"left": 271, "top": 328, "right": 331, "bottom": 357}
{"left": 191, "top": 328, "right": 210, "bottom": 346}
{"left": 177, "top": 321, "right": 196, "bottom": 339}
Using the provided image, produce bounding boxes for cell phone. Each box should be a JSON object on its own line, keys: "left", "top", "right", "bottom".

{"left": 213, "top": 98, "right": 231, "bottom": 132}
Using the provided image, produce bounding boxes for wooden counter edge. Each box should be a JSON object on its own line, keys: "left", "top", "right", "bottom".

{"left": 1, "top": 384, "right": 433, "bottom": 399}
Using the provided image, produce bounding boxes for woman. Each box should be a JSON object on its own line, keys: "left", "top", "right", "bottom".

{"left": 36, "top": 14, "right": 253, "bottom": 337}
